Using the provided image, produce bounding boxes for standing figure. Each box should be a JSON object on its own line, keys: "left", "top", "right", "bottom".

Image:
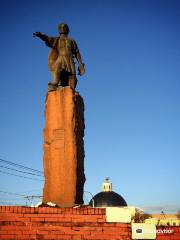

{"left": 34, "top": 23, "right": 85, "bottom": 91}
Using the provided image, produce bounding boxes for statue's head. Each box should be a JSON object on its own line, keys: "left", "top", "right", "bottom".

{"left": 58, "top": 23, "right": 70, "bottom": 35}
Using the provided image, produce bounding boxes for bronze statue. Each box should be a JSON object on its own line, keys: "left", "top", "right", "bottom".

{"left": 34, "top": 23, "right": 85, "bottom": 91}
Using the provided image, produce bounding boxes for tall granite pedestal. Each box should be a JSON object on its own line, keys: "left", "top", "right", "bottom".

{"left": 43, "top": 87, "right": 85, "bottom": 207}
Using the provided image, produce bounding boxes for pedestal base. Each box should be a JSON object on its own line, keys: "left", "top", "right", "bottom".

{"left": 43, "top": 87, "right": 85, "bottom": 207}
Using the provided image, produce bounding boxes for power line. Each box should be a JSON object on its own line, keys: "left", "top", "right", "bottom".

{"left": 0, "top": 170, "right": 44, "bottom": 181}
{"left": 0, "top": 191, "right": 42, "bottom": 201}
{"left": 24, "top": 195, "right": 42, "bottom": 199}
{"left": 0, "top": 191, "right": 42, "bottom": 205}
{"left": 0, "top": 190, "right": 26, "bottom": 197}
{"left": 18, "top": 189, "right": 42, "bottom": 194}
{"left": 0, "top": 165, "right": 44, "bottom": 177}
{"left": 0, "top": 158, "right": 43, "bottom": 174}
{"left": 0, "top": 199, "right": 24, "bottom": 201}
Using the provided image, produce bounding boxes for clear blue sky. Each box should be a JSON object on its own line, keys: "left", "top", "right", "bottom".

{"left": 0, "top": 0, "right": 179, "bottom": 213}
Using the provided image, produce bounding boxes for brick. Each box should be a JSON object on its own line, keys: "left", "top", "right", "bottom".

{"left": 91, "top": 233, "right": 111, "bottom": 238}
{"left": 171, "top": 236, "right": 180, "bottom": 240}
{"left": 97, "top": 218, "right": 105, "bottom": 223}
{"left": 60, "top": 236, "right": 72, "bottom": 240}
{"left": 13, "top": 206, "right": 19, "bottom": 213}
{"left": 43, "top": 226, "right": 71, "bottom": 231}
{"left": 85, "top": 227, "right": 103, "bottom": 231}
{"left": 76, "top": 231, "right": 90, "bottom": 235}
{"left": 86, "top": 209, "right": 92, "bottom": 215}
{"left": 5, "top": 230, "right": 22, "bottom": 234}
{"left": 8, "top": 207, "right": 14, "bottom": 213}
{"left": 57, "top": 208, "right": 63, "bottom": 214}
{"left": 43, "top": 234, "right": 67, "bottom": 239}
{"left": 71, "top": 208, "right": 77, "bottom": 214}
{"left": 0, "top": 217, "right": 30, "bottom": 222}
{"left": 72, "top": 236, "right": 82, "bottom": 240}
{"left": 0, "top": 234, "right": 16, "bottom": 239}
{"left": 30, "top": 207, "right": 35, "bottom": 214}
{"left": 6, "top": 226, "right": 29, "bottom": 231}
{"left": 51, "top": 213, "right": 64, "bottom": 217}
{"left": 1, "top": 226, "right": 15, "bottom": 231}
{"left": 1, "top": 206, "right": 6, "bottom": 212}
{"left": 85, "top": 218, "right": 99, "bottom": 223}
{"left": 23, "top": 213, "right": 38, "bottom": 217}
{"left": 17, "top": 207, "right": 23, "bottom": 213}
{"left": 44, "top": 217, "right": 64, "bottom": 222}
{"left": 30, "top": 217, "right": 45, "bottom": 222}
{"left": 0, "top": 213, "right": 23, "bottom": 217}
{"left": 50, "top": 230, "right": 65, "bottom": 234}
{"left": 94, "top": 209, "right": 99, "bottom": 215}
{"left": 22, "top": 230, "right": 38, "bottom": 235}
{"left": 0, "top": 230, "right": 7, "bottom": 234}
{"left": 105, "top": 230, "right": 129, "bottom": 236}
{"left": 24, "top": 207, "right": 31, "bottom": 213}
{"left": 52, "top": 208, "right": 58, "bottom": 214}
{"left": 174, "top": 227, "right": 180, "bottom": 233}
{"left": 17, "top": 235, "right": 31, "bottom": 239}
{"left": 4, "top": 206, "right": 10, "bottom": 213}
{"left": 84, "top": 235, "right": 113, "bottom": 240}
{"left": 68, "top": 208, "right": 73, "bottom": 214}
{"left": 21, "top": 207, "right": 27, "bottom": 214}
{"left": 101, "top": 209, "right": 106, "bottom": 214}
{"left": 71, "top": 227, "right": 81, "bottom": 231}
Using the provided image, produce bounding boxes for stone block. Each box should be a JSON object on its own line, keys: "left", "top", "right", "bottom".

{"left": 43, "top": 87, "right": 85, "bottom": 207}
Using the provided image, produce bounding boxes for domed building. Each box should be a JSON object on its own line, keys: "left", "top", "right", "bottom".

{"left": 89, "top": 178, "right": 127, "bottom": 208}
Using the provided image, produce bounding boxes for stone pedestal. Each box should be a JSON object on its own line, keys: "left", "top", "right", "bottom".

{"left": 43, "top": 87, "right": 85, "bottom": 207}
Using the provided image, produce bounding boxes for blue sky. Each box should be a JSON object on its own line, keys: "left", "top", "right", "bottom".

{"left": 0, "top": 0, "right": 179, "bottom": 213}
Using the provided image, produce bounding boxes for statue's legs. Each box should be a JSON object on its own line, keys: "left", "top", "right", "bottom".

{"left": 52, "top": 66, "right": 62, "bottom": 86}
{"left": 48, "top": 65, "right": 77, "bottom": 91}
{"left": 69, "top": 75, "right": 77, "bottom": 90}
{"left": 48, "top": 66, "right": 62, "bottom": 91}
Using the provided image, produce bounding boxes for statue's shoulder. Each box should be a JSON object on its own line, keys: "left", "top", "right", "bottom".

{"left": 54, "top": 36, "right": 60, "bottom": 45}
{"left": 68, "top": 38, "right": 77, "bottom": 48}
{"left": 68, "top": 37, "right": 75, "bottom": 42}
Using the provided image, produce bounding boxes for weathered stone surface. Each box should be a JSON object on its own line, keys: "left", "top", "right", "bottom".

{"left": 43, "top": 87, "right": 85, "bottom": 207}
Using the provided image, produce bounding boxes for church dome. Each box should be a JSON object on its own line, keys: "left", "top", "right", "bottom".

{"left": 89, "top": 178, "right": 127, "bottom": 208}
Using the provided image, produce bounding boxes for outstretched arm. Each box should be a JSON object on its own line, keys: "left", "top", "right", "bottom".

{"left": 33, "top": 32, "right": 50, "bottom": 43}
{"left": 33, "top": 32, "right": 57, "bottom": 48}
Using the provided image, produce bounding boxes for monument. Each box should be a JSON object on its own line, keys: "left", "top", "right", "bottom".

{"left": 34, "top": 23, "right": 86, "bottom": 207}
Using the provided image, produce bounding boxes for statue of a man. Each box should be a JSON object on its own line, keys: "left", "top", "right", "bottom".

{"left": 34, "top": 23, "right": 85, "bottom": 91}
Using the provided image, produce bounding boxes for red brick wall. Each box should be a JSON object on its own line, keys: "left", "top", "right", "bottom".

{"left": 1, "top": 206, "right": 180, "bottom": 240}
{"left": 0, "top": 206, "right": 131, "bottom": 240}
{"left": 156, "top": 226, "right": 180, "bottom": 240}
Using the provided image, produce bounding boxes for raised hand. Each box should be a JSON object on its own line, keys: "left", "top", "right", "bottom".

{"left": 78, "top": 63, "right": 85, "bottom": 76}
{"left": 33, "top": 32, "right": 43, "bottom": 38}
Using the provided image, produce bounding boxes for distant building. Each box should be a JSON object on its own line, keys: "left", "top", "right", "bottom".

{"left": 89, "top": 178, "right": 127, "bottom": 207}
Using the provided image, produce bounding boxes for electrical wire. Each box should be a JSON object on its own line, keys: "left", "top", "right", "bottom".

{"left": 0, "top": 190, "right": 27, "bottom": 197}
{"left": 0, "top": 199, "right": 24, "bottom": 201}
{"left": 0, "top": 190, "right": 42, "bottom": 208}
{"left": 0, "top": 158, "right": 43, "bottom": 174}
{"left": 0, "top": 159, "right": 44, "bottom": 205}
{"left": 0, "top": 165, "right": 44, "bottom": 177}
{"left": 0, "top": 170, "right": 44, "bottom": 181}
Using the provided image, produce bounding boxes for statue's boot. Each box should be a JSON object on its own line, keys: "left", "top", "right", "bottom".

{"left": 48, "top": 82, "right": 58, "bottom": 92}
